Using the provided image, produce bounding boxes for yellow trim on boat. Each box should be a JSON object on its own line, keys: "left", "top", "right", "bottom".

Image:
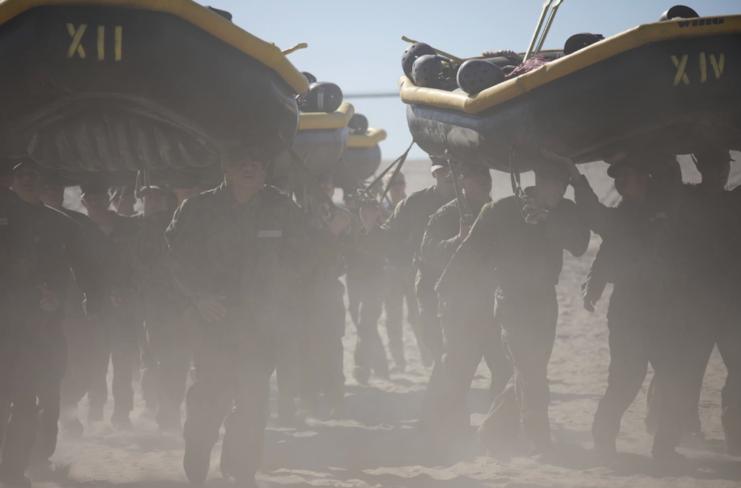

{"left": 298, "top": 102, "right": 355, "bottom": 131}
{"left": 399, "top": 14, "right": 741, "bottom": 115}
{"left": 0, "top": 0, "right": 309, "bottom": 93}
{"left": 348, "top": 128, "right": 387, "bottom": 148}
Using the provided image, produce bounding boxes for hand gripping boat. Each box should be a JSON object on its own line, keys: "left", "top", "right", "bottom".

{"left": 0, "top": 0, "right": 307, "bottom": 178}
{"left": 334, "top": 127, "right": 386, "bottom": 190}
{"left": 272, "top": 101, "right": 354, "bottom": 178}
{"left": 400, "top": 14, "right": 741, "bottom": 172}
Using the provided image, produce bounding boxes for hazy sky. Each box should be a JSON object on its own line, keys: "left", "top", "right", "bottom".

{"left": 206, "top": 0, "right": 738, "bottom": 161}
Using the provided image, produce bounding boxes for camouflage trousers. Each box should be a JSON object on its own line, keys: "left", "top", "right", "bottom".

{"left": 591, "top": 286, "right": 675, "bottom": 452}
{"left": 0, "top": 309, "right": 60, "bottom": 477}
{"left": 87, "top": 305, "right": 141, "bottom": 422}
{"left": 300, "top": 281, "right": 346, "bottom": 411}
{"left": 347, "top": 270, "right": 389, "bottom": 378}
{"left": 184, "top": 312, "right": 275, "bottom": 481}
{"left": 420, "top": 303, "right": 512, "bottom": 439}
{"left": 142, "top": 301, "right": 192, "bottom": 431}
{"left": 384, "top": 264, "right": 428, "bottom": 369}
{"left": 649, "top": 283, "right": 741, "bottom": 453}
{"left": 59, "top": 311, "right": 98, "bottom": 425}
{"left": 479, "top": 288, "right": 558, "bottom": 450}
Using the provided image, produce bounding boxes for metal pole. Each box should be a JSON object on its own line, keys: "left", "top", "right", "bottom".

{"left": 534, "top": 0, "right": 565, "bottom": 55}
{"left": 524, "top": 0, "right": 553, "bottom": 61}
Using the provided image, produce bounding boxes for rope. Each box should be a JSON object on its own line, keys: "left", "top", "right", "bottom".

{"left": 364, "top": 140, "right": 415, "bottom": 200}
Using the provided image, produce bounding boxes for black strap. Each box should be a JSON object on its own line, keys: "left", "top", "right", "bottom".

{"left": 378, "top": 140, "right": 415, "bottom": 203}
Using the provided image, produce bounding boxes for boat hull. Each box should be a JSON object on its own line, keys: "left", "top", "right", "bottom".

{"left": 407, "top": 32, "right": 741, "bottom": 171}
{"left": 0, "top": 5, "right": 299, "bottom": 172}
{"left": 272, "top": 128, "right": 349, "bottom": 178}
{"left": 335, "top": 145, "right": 382, "bottom": 189}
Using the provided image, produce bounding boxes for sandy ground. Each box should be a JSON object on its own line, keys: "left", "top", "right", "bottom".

{"left": 44, "top": 155, "right": 741, "bottom": 488}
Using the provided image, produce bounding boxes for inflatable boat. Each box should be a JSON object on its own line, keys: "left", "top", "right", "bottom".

{"left": 334, "top": 127, "right": 386, "bottom": 189}
{"left": 272, "top": 102, "right": 354, "bottom": 178}
{"left": 400, "top": 14, "right": 741, "bottom": 172}
{"left": 0, "top": 0, "right": 307, "bottom": 176}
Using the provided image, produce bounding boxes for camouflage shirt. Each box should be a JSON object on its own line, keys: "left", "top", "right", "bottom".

{"left": 30, "top": 204, "right": 105, "bottom": 314}
{"left": 0, "top": 187, "right": 42, "bottom": 301}
{"left": 420, "top": 196, "right": 489, "bottom": 316}
{"left": 673, "top": 183, "right": 741, "bottom": 286}
{"left": 60, "top": 209, "right": 109, "bottom": 321}
{"left": 421, "top": 196, "right": 486, "bottom": 275}
{"left": 165, "top": 183, "right": 316, "bottom": 316}
{"left": 360, "top": 185, "right": 453, "bottom": 268}
{"left": 133, "top": 209, "right": 181, "bottom": 302}
{"left": 574, "top": 176, "right": 670, "bottom": 302}
{"left": 94, "top": 213, "right": 141, "bottom": 303}
{"left": 437, "top": 189, "right": 590, "bottom": 297}
{"left": 0, "top": 189, "right": 104, "bottom": 316}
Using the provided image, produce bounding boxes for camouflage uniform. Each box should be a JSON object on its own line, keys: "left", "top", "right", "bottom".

{"left": 383, "top": 213, "right": 427, "bottom": 370}
{"left": 345, "top": 205, "right": 389, "bottom": 381}
{"left": 573, "top": 170, "right": 684, "bottom": 457}
{"left": 438, "top": 189, "right": 589, "bottom": 451}
{"left": 0, "top": 188, "right": 103, "bottom": 481}
{"left": 358, "top": 186, "right": 452, "bottom": 381}
{"left": 133, "top": 208, "right": 192, "bottom": 430}
{"left": 166, "top": 183, "right": 314, "bottom": 482}
{"left": 652, "top": 182, "right": 741, "bottom": 452}
{"left": 58, "top": 209, "right": 110, "bottom": 431}
{"left": 86, "top": 213, "right": 142, "bottom": 426}
{"left": 299, "top": 209, "right": 355, "bottom": 414}
{"left": 419, "top": 196, "right": 512, "bottom": 436}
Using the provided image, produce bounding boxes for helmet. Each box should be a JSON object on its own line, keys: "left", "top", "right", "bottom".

{"left": 659, "top": 5, "right": 699, "bottom": 21}
{"left": 348, "top": 114, "right": 369, "bottom": 135}
{"left": 302, "top": 71, "right": 317, "bottom": 84}
{"left": 564, "top": 33, "right": 605, "bottom": 55}
{"left": 401, "top": 43, "right": 437, "bottom": 78}
{"left": 300, "top": 82, "right": 343, "bottom": 113}
{"left": 412, "top": 54, "right": 443, "bottom": 89}
{"left": 456, "top": 59, "right": 505, "bottom": 95}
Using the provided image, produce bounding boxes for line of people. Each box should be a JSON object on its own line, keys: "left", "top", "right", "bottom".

{"left": 0, "top": 158, "right": 208, "bottom": 488}
{"left": 0, "top": 146, "right": 738, "bottom": 488}
{"left": 354, "top": 148, "right": 740, "bottom": 469}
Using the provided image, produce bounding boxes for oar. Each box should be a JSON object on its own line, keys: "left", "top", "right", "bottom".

{"left": 361, "top": 140, "right": 415, "bottom": 199}
{"left": 524, "top": 0, "right": 553, "bottom": 61}
{"left": 534, "top": 0, "right": 565, "bottom": 55}
{"left": 379, "top": 141, "right": 415, "bottom": 204}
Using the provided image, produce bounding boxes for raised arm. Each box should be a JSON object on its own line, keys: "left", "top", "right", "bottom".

{"left": 546, "top": 198, "right": 591, "bottom": 257}
{"left": 581, "top": 240, "right": 611, "bottom": 312}
{"left": 420, "top": 205, "right": 464, "bottom": 273}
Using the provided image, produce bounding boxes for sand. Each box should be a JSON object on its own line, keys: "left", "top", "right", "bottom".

{"left": 43, "top": 155, "right": 741, "bottom": 488}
